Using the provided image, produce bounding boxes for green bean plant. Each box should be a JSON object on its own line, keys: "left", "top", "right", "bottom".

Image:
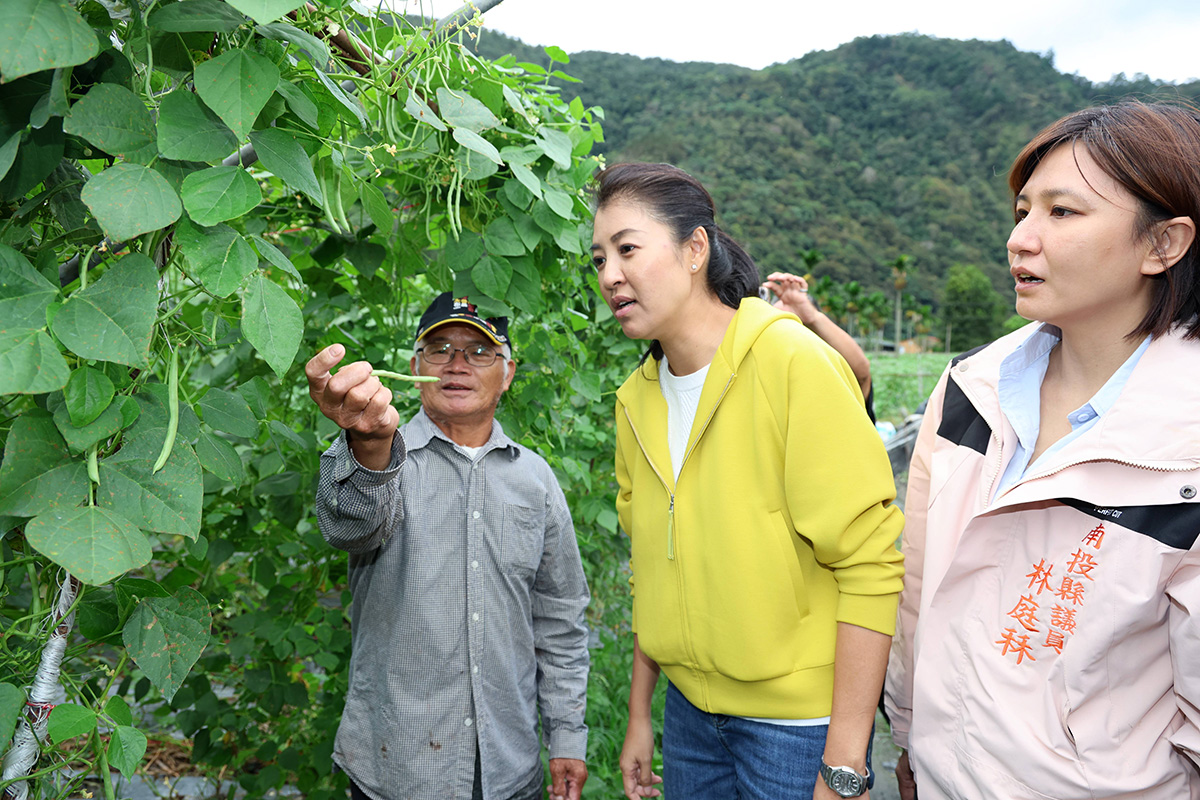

{"left": 0, "top": 1, "right": 636, "bottom": 796}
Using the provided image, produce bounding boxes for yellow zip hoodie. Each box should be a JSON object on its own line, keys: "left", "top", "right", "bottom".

{"left": 615, "top": 297, "right": 904, "bottom": 718}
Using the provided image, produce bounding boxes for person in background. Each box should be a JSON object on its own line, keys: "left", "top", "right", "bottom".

{"left": 885, "top": 100, "right": 1200, "bottom": 799}
{"left": 593, "top": 161, "right": 904, "bottom": 800}
{"left": 305, "top": 292, "right": 590, "bottom": 800}
{"left": 764, "top": 272, "right": 876, "bottom": 422}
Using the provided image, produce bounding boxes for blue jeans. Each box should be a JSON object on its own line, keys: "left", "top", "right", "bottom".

{"left": 662, "top": 682, "right": 871, "bottom": 799}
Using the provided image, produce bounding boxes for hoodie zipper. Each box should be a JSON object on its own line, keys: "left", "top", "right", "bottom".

{"left": 623, "top": 372, "right": 736, "bottom": 560}
{"left": 624, "top": 408, "right": 676, "bottom": 559}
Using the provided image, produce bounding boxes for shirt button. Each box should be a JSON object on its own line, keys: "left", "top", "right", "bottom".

{"left": 473, "top": 665, "right": 479, "bottom": 674}
{"left": 471, "top": 560, "right": 479, "bottom": 570}
{"left": 473, "top": 511, "right": 481, "bottom": 519}
{"left": 330, "top": 498, "right": 338, "bottom": 509}
{"left": 472, "top": 613, "right": 480, "bottom": 621}
{"left": 465, "top": 718, "right": 473, "bottom": 727}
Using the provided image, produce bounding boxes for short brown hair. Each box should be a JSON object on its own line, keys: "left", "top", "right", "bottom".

{"left": 1008, "top": 101, "right": 1200, "bottom": 339}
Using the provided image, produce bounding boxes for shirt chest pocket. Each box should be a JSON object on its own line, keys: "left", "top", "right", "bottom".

{"left": 500, "top": 502, "right": 545, "bottom": 574}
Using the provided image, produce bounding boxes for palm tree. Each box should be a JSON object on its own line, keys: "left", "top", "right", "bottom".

{"left": 888, "top": 254, "right": 913, "bottom": 355}
{"left": 843, "top": 280, "right": 864, "bottom": 339}
{"left": 862, "top": 290, "right": 890, "bottom": 352}
{"left": 809, "top": 274, "right": 845, "bottom": 325}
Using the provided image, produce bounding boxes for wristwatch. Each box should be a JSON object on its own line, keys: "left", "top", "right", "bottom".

{"left": 820, "top": 759, "right": 871, "bottom": 797}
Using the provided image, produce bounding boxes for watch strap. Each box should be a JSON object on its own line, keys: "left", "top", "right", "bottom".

{"left": 820, "top": 759, "right": 870, "bottom": 797}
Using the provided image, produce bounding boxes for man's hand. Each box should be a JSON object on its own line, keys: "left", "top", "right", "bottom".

{"left": 548, "top": 758, "right": 587, "bottom": 800}
{"left": 896, "top": 750, "right": 918, "bottom": 800}
{"left": 306, "top": 344, "right": 399, "bottom": 470}
{"left": 619, "top": 717, "right": 662, "bottom": 799}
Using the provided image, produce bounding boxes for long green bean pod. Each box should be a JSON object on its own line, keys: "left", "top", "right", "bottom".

{"left": 371, "top": 369, "right": 439, "bottom": 383}
{"left": 317, "top": 160, "right": 343, "bottom": 235}
{"left": 332, "top": 165, "right": 353, "bottom": 233}
{"left": 87, "top": 444, "right": 100, "bottom": 487}
{"left": 152, "top": 347, "right": 180, "bottom": 474}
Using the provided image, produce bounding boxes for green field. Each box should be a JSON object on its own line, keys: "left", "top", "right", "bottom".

{"left": 871, "top": 352, "right": 955, "bottom": 424}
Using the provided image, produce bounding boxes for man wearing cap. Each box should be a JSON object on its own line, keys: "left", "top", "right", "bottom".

{"left": 305, "top": 292, "right": 591, "bottom": 800}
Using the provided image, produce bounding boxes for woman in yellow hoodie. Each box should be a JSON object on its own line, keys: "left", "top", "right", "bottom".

{"left": 591, "top": 163, "right": 905, "bottom": 800}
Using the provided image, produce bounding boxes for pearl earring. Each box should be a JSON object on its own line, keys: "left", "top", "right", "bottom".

{"left": 690, "top": 264, "right": 699, "bottom": 272}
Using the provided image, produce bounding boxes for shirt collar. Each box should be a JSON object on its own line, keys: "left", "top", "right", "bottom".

{"left": 998, "top": 323, "right": 1154, "bottom": 446}
{"left": 999, "top": 323, "right": 1062, "bottom": 380}
{"left": 404, "top": 408, "right": 519, "bottom": 460}
{"left": 998, "top": 324, "right": 1060, "bottom": 452}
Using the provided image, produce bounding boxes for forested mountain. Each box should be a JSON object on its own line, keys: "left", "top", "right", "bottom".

{"left": 475, "top": 30, "right": 1200, "bottom": 310}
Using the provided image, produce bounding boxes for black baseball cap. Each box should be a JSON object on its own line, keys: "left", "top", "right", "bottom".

{"left": 415, "top": 292, "right": 510, "bottom": 347}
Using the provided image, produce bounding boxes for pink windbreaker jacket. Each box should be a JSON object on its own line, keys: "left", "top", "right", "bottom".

{"left": 885, "top": 324, "right": 1200, "bottom": 799}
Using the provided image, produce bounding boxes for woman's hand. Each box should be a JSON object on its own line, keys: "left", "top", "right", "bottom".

{"left": 813, "top": 780, "right": 870, "bottom": 800}
{"left": 619, "top": 715, "right": 663, "bottom": 799}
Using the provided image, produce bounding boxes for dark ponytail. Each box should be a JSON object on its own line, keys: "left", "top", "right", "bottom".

{"left": 592, "top": 163, "right": 760, "bottom": 362}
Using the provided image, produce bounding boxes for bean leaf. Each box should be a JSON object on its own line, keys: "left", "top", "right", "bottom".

{"left": 0, "top": 329, "right": 70, "bottom": 395}
{"left": 174, "top": 218, "right": 257, "bottom": 298}
{"left": 0, "top": 412, "right": 88, "bottom": 518}
{"left": 195, "top": 430, "right": 244, "bottom": 485}
{"left": 241, "top": 273, "right": 301, "bottom": 378}
{"left": 63, "top": 83, "right": 157, "bottom": 163}
{"left": 193, "top": 49, "right": 281, "bottom": 140}
{"left": 123, "top": 587, "right": 211, "bottom": 701}
{"left": 80, "top": 163, "right": 182, "bottom": 242}
{"left": 47, "top": 704, "right": 97, "bottom": 744}
{"left": 156, "top": 90, "right": 238, "bottom": 162}
{"left": 148, "top": 0, "right": 247, "bottom": 32}
{"left": 198, "top": 388, "right": 259, "bottom": 438}
{"left": 25, "top": 506, "right": 151, "bottom": 586}
{"left": 64, "top": 366, "right": 115, "bottom": 427}
{"left": 0, "top": 683, "right": 26, "bottom": 750}
{"left": 436, "top": 88, "right": 498, "bottom": 132}
{"left": 472, "top": 255, "right": 512, "bottom": 299}
{"left": 97, "top": 425, "right": 202, "bottom": 539}
{"left": 249, "top": 128, "right": 321, "bottom": 201}
{"left": 51, "top": 253, "right": 158, "bottom": 367}
{"left": 181, "top": 165, "right": 262, "bottom": 226}
{"left": 0, "top": 0, "right": 99, "bottom": 81}
{"left": 223, "top": 0, "right": 307, "bottom": 24}
{"left": 107, "top": 725, "right": 148, "bottom": 778}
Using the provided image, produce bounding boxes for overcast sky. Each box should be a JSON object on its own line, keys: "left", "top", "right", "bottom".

{"left": 402, "top": 0, "right": 1200, "bottom": 84}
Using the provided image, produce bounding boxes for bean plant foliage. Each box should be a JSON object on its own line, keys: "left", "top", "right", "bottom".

{"left": 0, "top": 0, "right": 640, "bottom": 795}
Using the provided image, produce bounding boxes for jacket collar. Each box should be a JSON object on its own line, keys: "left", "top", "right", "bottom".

{"left": 953, "top": 323, "right": 1200, "bottom": 480}
{"left": 615, "top": 297, "right": 793, "bottom": 406}
{"left": 615, "top": 298, "right": 796, "bottom": 489}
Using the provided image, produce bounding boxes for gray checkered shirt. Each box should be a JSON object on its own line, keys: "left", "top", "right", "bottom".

{"left": 316, "top": 410, "right": 590, "bottom": 800}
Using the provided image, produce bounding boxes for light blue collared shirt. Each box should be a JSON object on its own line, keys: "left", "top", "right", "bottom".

{"left": 993, "top": 324, "right": 1152, "bottom": 500}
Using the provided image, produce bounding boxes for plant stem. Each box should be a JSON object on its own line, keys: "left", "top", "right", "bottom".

{"left": 26, "top": 562, "right": 41, "bottom": 621}
{"left": 97, "top": 731, "right": 115, "bottom": 800}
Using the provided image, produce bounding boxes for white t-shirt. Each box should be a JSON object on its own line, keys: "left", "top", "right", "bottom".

{"left": 658, "top": 356, "right": 708, "bottom": 481}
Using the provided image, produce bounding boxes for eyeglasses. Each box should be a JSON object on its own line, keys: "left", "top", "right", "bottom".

{"left": 417, "top": 342, "right": 502, "bottom": 367}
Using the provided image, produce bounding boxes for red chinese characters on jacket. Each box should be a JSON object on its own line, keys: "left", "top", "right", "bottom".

{"left": 998, "top": 522, "right": 1106, "bottom": 664}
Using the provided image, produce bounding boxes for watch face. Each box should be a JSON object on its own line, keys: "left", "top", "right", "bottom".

{"left": 830, "top": 769, "right": 865, "bottom": 797}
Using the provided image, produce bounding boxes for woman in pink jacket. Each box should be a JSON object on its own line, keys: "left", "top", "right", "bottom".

{"left": 886, "top": 101, "right": 1200, "bottom": 798}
